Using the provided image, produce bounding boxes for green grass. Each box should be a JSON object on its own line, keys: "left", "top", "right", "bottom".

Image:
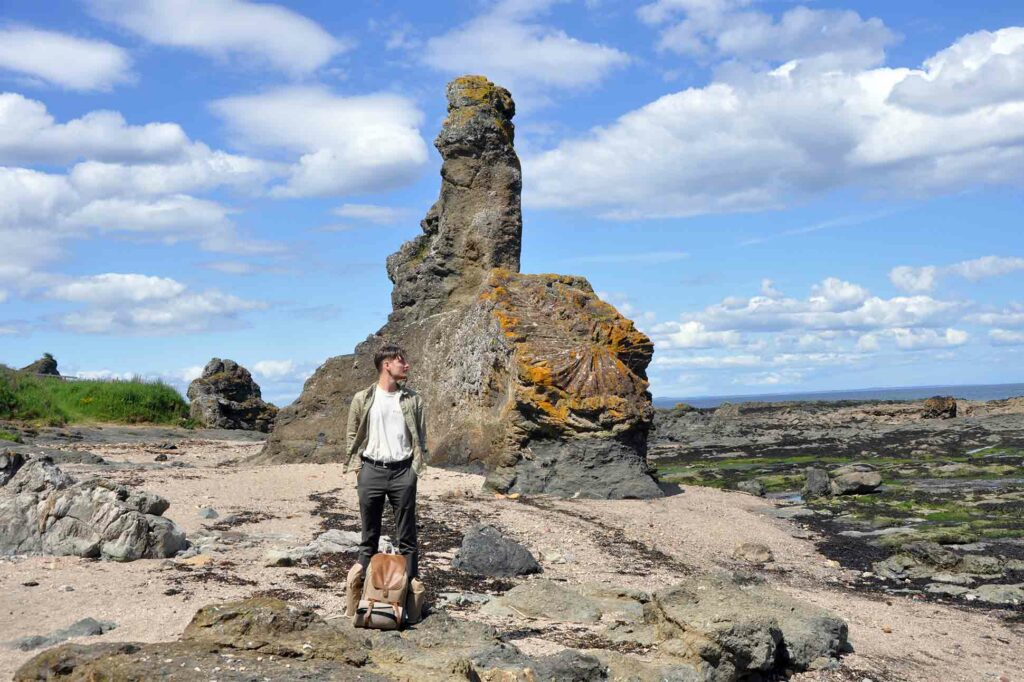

{"left": 0, "top": 367, "right": 190, "bottom": 426}
{"left": 0, "top": 430, "right": 20, "bottom": 442}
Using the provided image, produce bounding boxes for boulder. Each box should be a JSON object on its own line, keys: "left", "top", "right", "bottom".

{"left": 452, "top": 524, "right": 541, "bottom": 577}
{"left": 264, "top": 529, "right": 361, "bottom": 566}
{"left": 0, "top": 457, "right": 185, "bottom": 560}
{"left": 732, "top": 542, "right": 774, "bottom": 564}
{"left": 830, "top": 470, "right": 882, "bottom": 495}
{"left": 735, "top": 479, "right": 766, "bottom": 496}
{"left": 255, "top": 76, "right": 659, "bottom": 499}
{"left": 0, "top": 449, "right": 25, "bottom": 486}
{"left": 19, "top": 353, "right": 59, "bottom": 376}
{"left": 14, "top": 617, "right": 116, "bottom": 651}
{"left": 803, "top": 467, "right": 830, "bottom": 498}
{"left": 187, "top": 358, "right": 277, "bottom": 432}
{"left": 922, "top": 395, "right": 957, "bottom": 419}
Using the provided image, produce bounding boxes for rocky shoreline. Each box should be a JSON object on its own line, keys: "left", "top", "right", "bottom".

{"left": 0, "top": 421, "right": 1021, "bottom": 680}
{"left": 651, "top": 395, "right": 1024, "bottom": 614}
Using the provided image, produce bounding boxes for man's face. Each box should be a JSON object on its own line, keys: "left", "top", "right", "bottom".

{"left": 383, "top": 355, "right": 410, "bottom": 381}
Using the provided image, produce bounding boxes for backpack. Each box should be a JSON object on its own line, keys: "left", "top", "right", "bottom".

{"left": 353, "top": 553, "right": 410, "bottom": 630}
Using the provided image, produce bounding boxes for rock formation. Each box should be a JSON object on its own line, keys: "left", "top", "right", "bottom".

{"left": 17, "top": 579, "right": 848, "bottom": 680}
{"left": 0, "top": 452, "right": 186, "bottom": 560}
{"left": 19, "top": 353, "right": 59, "bottom": 376}
{"left": 257, "top": 76, "right": 659, "bottom": 499}
{"left": 187, "top": 358, "right": 277, "bottom": 432}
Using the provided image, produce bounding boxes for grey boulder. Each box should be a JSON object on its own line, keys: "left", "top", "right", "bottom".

{"left": 802, "top": 467, "right": 830, "bottom": 498}
{"left": 830, "top": 470, "right": 882, "bottom": 495}
{"left": 452, "top": 524, "right": 541, "bottom": 577}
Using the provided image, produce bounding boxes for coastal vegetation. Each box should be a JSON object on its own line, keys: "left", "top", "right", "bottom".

{"left": 0, "top": 365, "right": 189, "bottom": 426}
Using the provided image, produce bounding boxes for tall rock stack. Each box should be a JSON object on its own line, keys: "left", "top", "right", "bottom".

{"left": 258, "top": 76, "right": 660, "bottom": 499}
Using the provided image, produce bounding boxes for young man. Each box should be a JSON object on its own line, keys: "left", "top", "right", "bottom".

{"left": 344, "top": 344, "right": 428, "bottom": 579}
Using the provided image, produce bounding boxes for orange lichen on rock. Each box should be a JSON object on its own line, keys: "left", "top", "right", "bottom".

{"left": 480, "top": 270, "right": 653, "bottom": 439}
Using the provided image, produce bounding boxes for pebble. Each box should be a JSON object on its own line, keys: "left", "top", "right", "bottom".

{"left": 58, "top": 584, "right": 74, "bottom": 592}
{"left": 881, "top": 624, "right": 892, "bottom": 633}
{"left": 198, "top": 507, "right": 219, "bottom": 519}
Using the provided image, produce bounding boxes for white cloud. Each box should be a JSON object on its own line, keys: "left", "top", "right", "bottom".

{"left": 253, "top": 359, "right": 297, "bottom": 380}
{"left": 0, "top": 92, "right": 190, "bottom": 165}
{"left": 654, "top": 353, "right": 762, "bottom": 368}
{"left": 49, "top": 273, "right": 185, "bottom": 304}
{"left": 760, "top": 278, "right": 782, "bottom": 298}
{"left": 891, "top": 327, "right": 969, "bottom": 350}
{"left": 423, "top": 0, "right": 630, "bottom": 101}
{"left": 733, "top": 369, "right": 804, "bottom": 386}
{"left": 890, "top": 256, "right": 1024, "bottom": 292}
{"left": 809, "top": 277, "right": 869, "bottom": 310}
{"left": 889, "top": 265, "right": 939, "bottom": 293}
{"left": 970, "top": 303, "right": 1024, "bottom": 328}
{"left": 332, "top": 203, "right": 411, "bottom": 225}
{"left": 990, "top": 329, "right": 1024, "bottom": 346}
{"left": 180, "top": 365, "right": 205, "bottom": 382}
{"left": 212, "top": 87, "right": 428, "bottom": 197}
{"left": 890, "top": 27, "right": 1024, "bottom": 114}
{"left": 0, "top": 27, "right": 132, "bottom": 91}
{"left": 649, "top": 320, "right": 743, "bottom": 348}
{"left": 525, "top": 26, "right": 1024, "bottom": 218}
{"left": 647, "top": 4, "right": 896, "bottom": 71}
{"left": 59, "top": 280, "right": 264, "bottom": 335}
{"left": 86, "top": 0, "right": 346, "bottom": 76}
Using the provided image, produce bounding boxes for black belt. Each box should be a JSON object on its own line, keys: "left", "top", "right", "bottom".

{"left": 361, "top": 456, "right": 412, "bottom": 470}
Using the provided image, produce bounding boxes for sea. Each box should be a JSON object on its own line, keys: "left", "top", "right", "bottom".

{"left": 653, "top": 382, "right": 1024, "bottom": 409}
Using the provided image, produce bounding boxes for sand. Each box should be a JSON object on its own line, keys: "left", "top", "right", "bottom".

{"left": 1, "top": 430, "right": 1020, "bottom": 681}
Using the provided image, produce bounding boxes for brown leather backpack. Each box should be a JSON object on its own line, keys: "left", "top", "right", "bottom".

{"left": 353, "top": 553, "right": 409, "bottom": 629}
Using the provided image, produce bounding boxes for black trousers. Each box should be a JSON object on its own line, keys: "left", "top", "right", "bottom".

{"left": 356, "top": 459, "right": 418, "bottom": 578}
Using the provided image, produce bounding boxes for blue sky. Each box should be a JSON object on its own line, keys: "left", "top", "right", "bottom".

{"left": 0, "top": 0, "right": 1022, "bottom": 405}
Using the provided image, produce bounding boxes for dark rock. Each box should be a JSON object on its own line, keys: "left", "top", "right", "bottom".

{"left": 533, "top": 650, "right": 608, "bottom": 681}
{"left": 0, "top": 449, "right": 25, "bottom": 486}
{"left": 187, "top": 358, "right": 277, "bottom": 432}
{"left": 15, "top": 617, "right": 116, "bottom": 651}
{"left": 803, "top": 467, "right": 830, "bottom": 498}
{"left": 154, "top": 453, "right": 168, "bottom": 462}
{"left": 903, "top": 541, "right": 959, "bottom": 569}
{"left": 452, "top": 524, "right": 541, "bottom": 577}
{"left": 922, "top": 395, "right": 957, "bottom": 419}
{"left": 19, "top": 353, "right": 59, "bottom": 376}
{"left": 198, "top": 507, "right": 218, "bottom": 519}
{"left": 255, "top": 76, "right": 659, "bottom": 499}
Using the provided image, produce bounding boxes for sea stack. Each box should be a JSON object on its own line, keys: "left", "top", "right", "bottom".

{"left": 257, "top": 76, "right": 660, "bottom": 499}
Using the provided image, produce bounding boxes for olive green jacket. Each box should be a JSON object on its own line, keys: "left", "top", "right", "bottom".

{"left": 343, "top": 382, "right": 428, "bottom": 477}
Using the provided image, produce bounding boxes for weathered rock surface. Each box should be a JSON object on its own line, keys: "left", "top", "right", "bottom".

{"left": 922, "top": 395, "right": 957, "bottom": 419}
{"left": 735, "top": 479, "right": 766, "bottom": 496}
{"left": 830, "top": 470, "right": 882, "bottom": 495}
{"left": 187, "top": 358, "right": 277, "bottom": 432}
{"left": 803, "top": 467, "right": 831, "bottom": 498}
{"left": 13, "top": 617, "right": 116, "bottom": 651}
{"left": 257, "top": 76, "right": 659, "bottom": 499}
{"left": 19, "top": 353, "right": 59, "bottom": 376}
{"left": 452, "top": 523, "right": 541, "bottom": 576}
{"left": 264, "top": 528, "right": 361, "bottom": 567}
{"left": 17, "top": 581, "right": 846, "bottom": 681}
{"left": 0, "top": 456, "right": 185, "bottom": 560}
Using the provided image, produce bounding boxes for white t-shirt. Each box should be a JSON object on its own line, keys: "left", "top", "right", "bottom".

{"left": 363, "top": 385, "right": 413, "bottom": 463}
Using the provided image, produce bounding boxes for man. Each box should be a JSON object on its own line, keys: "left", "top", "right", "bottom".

{"left": 344, "top": 344, "right": 428, "bottom": 580}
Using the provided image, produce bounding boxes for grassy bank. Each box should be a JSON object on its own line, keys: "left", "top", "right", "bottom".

{"left": 0, "top": 367, "right": 190, "bottom": 426}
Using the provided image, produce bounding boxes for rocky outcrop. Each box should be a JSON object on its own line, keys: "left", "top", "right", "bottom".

{"left": 922, "top": 395, "right": 956, "bottom": 419}
{"left": 452, "top": 524, "right": 541, "bottom": 577}
{"left": 0, "top": 454, "right": 185, "bottom": 560}
{"left": 19, "top": 353, "right": 59, "bottom": 376}
{"left": 257, "top": 76, "right": 659, "bottom": 499}
{"left": 187, "top": 358, "right": 277, "bottom": 432}
{"left": 18, "top": 580, "right": 848, "bottom": 681}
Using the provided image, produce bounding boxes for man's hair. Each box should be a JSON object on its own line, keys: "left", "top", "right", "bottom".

{"left": 374, "top": 344, "right": 406, "bottom": 372}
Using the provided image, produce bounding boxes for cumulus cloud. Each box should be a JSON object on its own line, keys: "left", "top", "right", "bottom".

{"left": 0, "top": 93, "right": 188, "bottom": 165}
{"left": 55, "top": 273, "right": 264, "bottom": 335}
{"left": 643, "top": 3, "right": 896, "bottom": 71}
{"left": 990, "top": 329, "right": 1024, "bottom": 346}
{"left": 0, "top": 27, "right": 132, "bottom": 91}
{"left": 649, "top": 320, "right": 743, "bottom": 349}
{"left": 212, "top": 87, "right": 428, "bottom": 197}
{"left": 424, "top": 0, "right": 630, "bottom": 101}
{"left": 889, "top": 256, "right": 1024, "bottom": 292}
{"left": 253, "top": 359, "right": 297, "bottom": 380}
{"left": 86, "top": 0, "right": 346, "bottom": 76}
{"left": 891, "top": 327, "right": 969, "bottom": 350}
{"left": 890, "top": 27, "right": 1024, "bottom": 114}
{"left": 49, "top": 273, "right": 185, "bottom": 304}
{"left": 525, "top": 26, "right": 1024, "bottom": 218}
